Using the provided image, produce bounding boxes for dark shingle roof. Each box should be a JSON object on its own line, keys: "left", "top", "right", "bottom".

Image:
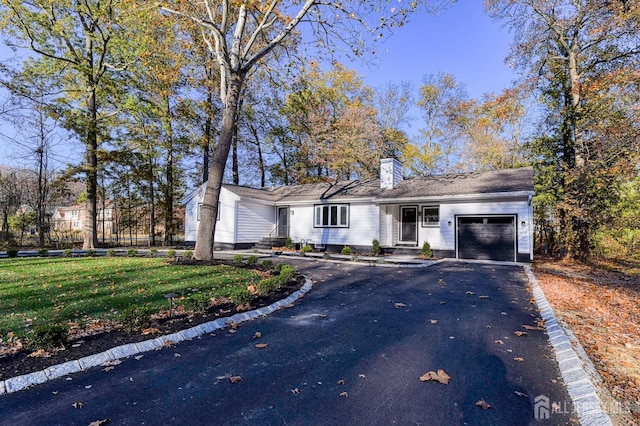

{"left": 377, "top": 167, "right": 534, "bottom": 199}
{"left": 222, "top": 167, "right": 533, "bottom": 203}
{"left": 224, "top": 179, "right": 382, "bottom": 202}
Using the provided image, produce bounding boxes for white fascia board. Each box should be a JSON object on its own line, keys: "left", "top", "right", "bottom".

{"left": 180, "top": 182, "right": 207, "bottom": 205}
{"left": 375, "top": 191, "right": 535, "bottom": 205}
{"left": 275, "top": 197, "right": 377, "bottom": 206}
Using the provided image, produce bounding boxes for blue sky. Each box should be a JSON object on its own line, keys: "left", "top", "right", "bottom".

{"left": 355, "top": 1, "right": 516, "bottom": 98}
{"left": 0, "top": 2, "right": 517, "bottom": 169}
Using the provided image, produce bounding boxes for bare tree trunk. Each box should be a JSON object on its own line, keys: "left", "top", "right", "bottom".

{"left": 164, "top": 98, "right": 175, "bottom": 246}
{"left": 83, "top": 85, "right": 98, "bottom": 249}
{"left": 194, "top": 72, "right": 244, "bottom": 261}
{"left": 249, "top": 124, "right": 266, "bottom": 187}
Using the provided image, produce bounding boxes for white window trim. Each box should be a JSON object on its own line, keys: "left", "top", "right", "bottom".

{"left": 197, "top": 202, "right": 220, "bottom": 221}
{"left": 422, "top": 205, "right": 439, "bottom": 227}
{"left": 314, "top": 204, "right": 349, "bottom": 228}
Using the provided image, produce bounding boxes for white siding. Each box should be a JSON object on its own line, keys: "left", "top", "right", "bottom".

{"left": 287, "top": 203, "right": 379, "bottom": 247}
{"left": 236, "top": 202, "right": 275, "bottom": 243}
{"left": 183, "top": 187, "right": 239, "bottom": 244}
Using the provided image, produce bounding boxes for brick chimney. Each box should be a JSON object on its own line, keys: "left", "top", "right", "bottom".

{"left": 380, "top": 158, "right": 403, "bottom": 189}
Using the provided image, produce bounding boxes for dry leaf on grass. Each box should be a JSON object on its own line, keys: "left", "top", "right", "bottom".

{"left": 419, "top": 369, "right": 451, "bottom": 385}
{"left": 394, "top": 302, "right": 407, "bottom": 308}
{"left": 479, "top": 295, "right": 490, "bottom": 299}
{"left": 475, "top": 399, "right": 492, "bottom": 410}
{"left": 229, "top": 376, "right": 242, "bottom": 383}
{"left": 339, "top": 391, "right": 348, "bottom": 397}
{"left": 89, "top": 420, "right": 111, "bottom": 426}
{"left": 254, "top": 343, "right": 268, "bottom": 349}
{"left": 141, "top": 328, "right": 160, "bottom": 335}
{"left": 514, "top": 331, "right": 528, "bottom": 337}
{"left": 253, "top": 331, "right": 262, "bottom": 339}
{"left": 72, "top": 401, "right": 85, "bottom": 409}
{"left": 430, "top": 319, "right": 438, "bottom": 324}
{"left": 514, "top": 357, "right": 525, "bottom": 362}
{"left": 466, "top": 291, "right": 475, "bottom": 295}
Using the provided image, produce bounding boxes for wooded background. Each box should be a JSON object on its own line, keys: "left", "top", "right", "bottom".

{"left": 0, "top": 1, "right": 638, "bottom": 260}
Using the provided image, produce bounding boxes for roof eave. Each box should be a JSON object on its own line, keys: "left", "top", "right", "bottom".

{"left": 375, "top": 190, "right": 535, "bottom": 204}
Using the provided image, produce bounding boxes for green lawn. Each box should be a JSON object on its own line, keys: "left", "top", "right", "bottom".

{"left": 0, "top": 257, "right": 263, "bottom": 341}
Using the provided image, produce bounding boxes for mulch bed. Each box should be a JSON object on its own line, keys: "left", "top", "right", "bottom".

{"left": 532, "top": 256, "right": 640, "bottom": 424}
{"left": 0, "top": 260, "right": 305, "bottom": 382}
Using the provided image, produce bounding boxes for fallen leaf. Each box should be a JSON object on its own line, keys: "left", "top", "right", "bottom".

{"left": 291, "top": 388, "right": 300, "bottom": 394}
{"left": 134, "top": 355, "right": 144, "bottom": 360}
{"left": 466, "top": 291, "right": 475, "bottom": 295}
{"left": 174, "top": 353, "right": 181, "bottom": 357}
{"left": 394, "top": 302, "right": 407, "bottom": 308}
{"left": 430, "top": 319, "right": 438, "bottom": 324}
{"left": 514, "top": 390, "right": 528, "bottom": 397}
{"left": 85, "top": 385, "right": 92, "bottom": 389}
{"left": 358, "top": 374, "right": 366, "bottom": 378}
{"left": 479, "top": 295, "right": 490, "bottom": 299}
{"left": 255, "top": 343, "right": 269, "bottom": 349}
{"left": 495, "top": 340, "right": 504, "bottom": 345}
{"left": 253, "top": 332, "right": 262, "bottom": 339}
{"left": 72, "top": 401, "right": 85, "bottom": 409}
{"left": 29, "top": 349, "right": 52, "bottom": 358}
{"left": 141, "top": 328, "right": 160, "bottom": 335}
{"left": 163, "top": 340, "right": 175, "bottom": 347}
{"left": 419, "top": 369, "right": 451, "bottom": 385}
{"left": 440, "top": 301, "right": 446, "bottom": 305}
{"left": 88, "top": 420, "right": 111, "bottom": 426}
{"left": 475, "top": 399, "right": 492, "bottom": 410}
{"left": 337, "top": 379, "right": 345, "bottom": 385}
{"left": 229, "top": 376, "right": 242, "bottom": 383}
{"left": 514, "top": 331, "right": 528, "bottom": 337}
{"left": 514, "top": 357, "right": 525, "bottom": 362}
{"left": 339, "top": 391, "right": 348, "bottom": 397}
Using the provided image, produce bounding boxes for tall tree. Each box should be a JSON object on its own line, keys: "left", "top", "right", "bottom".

{"left": 374, "top": 81, "right": 413, "bottom": 158}
{"left": 159, "top": 0, "right": 449, "bottom": 260}
{"left": 406, "top": 72, "right": 467, "bottom": 174}
{"left": 0, "top": 0, "right": 130, "bottom": 249}
{"left": 282, "top": 62, "right": 385, "bottom": 182}
{"left": 487, "top": 0, "right": 640, "bottom": 258}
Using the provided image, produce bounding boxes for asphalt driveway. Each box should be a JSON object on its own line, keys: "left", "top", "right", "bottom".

{"left": 0, "top": 260, "right": 576, "bottom": 425}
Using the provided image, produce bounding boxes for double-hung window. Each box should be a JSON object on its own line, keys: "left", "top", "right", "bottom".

{"left": 422, "top": 206, "right": 439, "bottom": 226}
{"left": 314, "top": 204, "right": 349, "bottom": 228}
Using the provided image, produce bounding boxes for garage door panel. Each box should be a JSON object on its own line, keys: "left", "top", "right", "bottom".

{"left": 458, "top": 217, "right": 515, "bottom": 262}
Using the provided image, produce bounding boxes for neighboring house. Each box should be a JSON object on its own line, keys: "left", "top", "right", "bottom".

{"left": 52, "top": 204, "right": 85, "bottom": 232}
{"left": 52, "top": 202, "right": 115, "bottom": 235}
{"left": 183, "top": 159, "right": 534, "bottom": 262}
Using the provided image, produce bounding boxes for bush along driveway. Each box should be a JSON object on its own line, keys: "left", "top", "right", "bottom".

{"left": 0, "top": 260, "right": 579, "bottom": 425}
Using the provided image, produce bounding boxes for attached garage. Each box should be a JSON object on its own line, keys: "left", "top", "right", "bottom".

{"left": 457, "top": 216, "right": 516, "bottom": 262}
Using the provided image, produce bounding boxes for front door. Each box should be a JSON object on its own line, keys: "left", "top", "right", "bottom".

{"left": 277, "top": 207, "right": 289, "bottom": 238}
{"left": 400, "top": 206, "right": 417, "bottom": 244}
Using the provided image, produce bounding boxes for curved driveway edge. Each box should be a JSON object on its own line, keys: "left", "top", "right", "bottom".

{"left": 524, "top": 265, "right": 612, "bottom": 426}
{"left": 0, "top": 277, "right": 313, "bottom": 396}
